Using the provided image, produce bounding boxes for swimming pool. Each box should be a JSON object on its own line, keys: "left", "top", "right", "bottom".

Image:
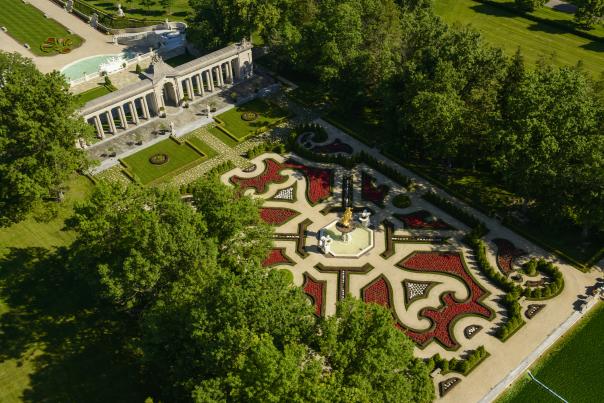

{"left": 61, "top": 51, "right": 139, "bottom": 82}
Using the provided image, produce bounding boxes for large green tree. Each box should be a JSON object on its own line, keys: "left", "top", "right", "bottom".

{"left": 0, "top": 52, "right": 92, "bottom": 227}
{"left": 574, "top": 0, "right": 604, "bottom": 29}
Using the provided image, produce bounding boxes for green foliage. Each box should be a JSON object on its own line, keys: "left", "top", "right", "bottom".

{"left": 523, "top": 258, "right": 538, "bottom": 276}
{"left": 315, "top": 297, "right": 435, "bottom": 402}
{"left": 246, "top": 141, "right": 286, "bottom": 159}
{"left": 0, "top": 52, "right": 92, "bottom": 227}
{"left": 422, "top": 192, "right": 488, "bottom": 236}
{"left": 514, "top": 0, "right": 546, "bottom": 11}
{"left": 392, "top": 194, "right": 411, "bottom": 208}
{"left": 135, "top": 63, "right": 142, "bottom": 74}
{"left": 574, "top": 0, "right": 604, "bottom": 28}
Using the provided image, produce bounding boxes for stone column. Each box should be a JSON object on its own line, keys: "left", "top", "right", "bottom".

{"left": 93, "top": 115, "right": 104, "bottom": 139}
{"left": 218, "top": 66, "right": 224, "bottom": 87}
{"left": 226, "top": 61, "right": 233, "bottom": 84}
{"left": 107, "top": 110, "right": 117, "bottom": 134}
{"left": 141, "top": 96, "right": 150, "bottom": 119}
{"left": 197, "top": 72, "right": 206, "bottom": 97}
{"left": 118, "top": 105, "right": 128, "bottom": 129}
{"left": 187, "top": 78, "right": 194, "bottom": 100}
{"left": 208, "top": 70, "right": 214, "bottom": 91}
{"left": 130, "top": 101, "right": 139, "bottom": 124}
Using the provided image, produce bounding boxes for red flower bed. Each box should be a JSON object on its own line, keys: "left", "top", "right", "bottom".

{"left": 303, "top": 273, "right": 325, "bottom": 316}
{"left": 230, "top": 159, "right": 288, "bottom": 194}
{"left": 493, "top": 238, "right": 526, "bottom": 275}
{"left": 262, "top": 248, "right": 293, "bottom": 267}
{"left": 395, "top": 210, "right": 453, "bottom": 230}
{"left": 362, "top": 277, "right": 391, "bottom": 307}
{"left": 285, "top": 160, "right": 333, "bottom": 205}
{"left": 259, "top": 207, "right": 300, "bottom": 226}
{"left": 361, "top": 172, "right": 389, "bottom": 206}
{"left": 312, "top": 139, "right": 353, "bottom": 155}
{"left": 397, "top": 252, "right": 493, "bottom": 349}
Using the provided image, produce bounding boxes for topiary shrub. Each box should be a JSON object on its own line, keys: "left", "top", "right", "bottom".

{"left": 149, "top": 153, "right": 169, "bottom": 165}
{"left": 241, "top": 111, "right": 258, "bottom": 121}
{"left": 393, "top": 194, "right": 411, "bottom": 208}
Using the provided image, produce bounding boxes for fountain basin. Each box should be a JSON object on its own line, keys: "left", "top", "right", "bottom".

{"left": 320, "top": 219, "right": 374, "bottom": 258}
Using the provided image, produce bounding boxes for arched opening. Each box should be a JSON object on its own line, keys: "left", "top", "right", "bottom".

{"left": 162, "top": 81, "right": 178, "bottom": 107}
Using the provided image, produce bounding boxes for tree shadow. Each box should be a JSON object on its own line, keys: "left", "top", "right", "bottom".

{"left": 580, "top": 41, "right": 604, "bottom": 53}
{"left": 0, "top": 247, "right": 147, "bottom": 402}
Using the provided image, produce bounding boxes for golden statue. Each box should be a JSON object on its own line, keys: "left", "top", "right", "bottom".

{"left": 340, "top": 207, "right": 353, "bottom": 228}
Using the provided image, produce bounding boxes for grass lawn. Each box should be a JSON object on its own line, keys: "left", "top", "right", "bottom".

{"left": 0, "top": 0, "right": 83, "bottom": 57}
{"left": 78, "top": 0, "right": 191, "bottom": 22}
{"left": 165, "top": 52, "right": 198, "bottom": 67}
{"left": 0, "top": 175, "right": 93, "bottom": 257}
{"left": 121, "top": 137, "right": 209, "bottom": 185}
{"left": 208, "top": 126, "right": 239, "bottom": 147}
{"left": 498, "top": 302, "right": 604, "bottom": 403}
{"left": 74, "top": 85, "right": 115, "bottom": 107}
{"left": 213, "top": 98, "right": 289, "bottom": 142}
{"left": 433, "top": 0, "right": 604, "bottom": 77}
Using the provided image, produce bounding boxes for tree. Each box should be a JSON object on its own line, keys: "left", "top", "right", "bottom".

{"left": 0, "top": 51, "right": 92, "bottom": 227}
{"left": 514, "top": 0, "right": 546, "bottom": 11}
{"left": 189, "top": 177, "right": 272, "bottom": 267}
{"left": 66, "top": 181, "right": 216, "bottom": 311}
{"left": 574, "top": 0, "right": 604, "bottom": 29}
{"left": 315, "top": 297, "right": 434, "bottom": 402}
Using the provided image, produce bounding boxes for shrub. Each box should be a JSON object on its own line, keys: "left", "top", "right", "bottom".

{"left": 523, "top": 258, "right": 538, "bottom": 276}
{"left": 393, "top": 194, "right": 411, "bottom": 208}
{"left": 135, "top": 63, "right": 142, "bottom": 74}
{"left": 423, "top": 192, "right": 488, "bottom": 237}
{"left": 104, "top": 75, "right": 112, "bottom": 87}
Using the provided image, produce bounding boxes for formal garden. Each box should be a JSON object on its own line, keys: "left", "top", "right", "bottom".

{"left": 120, "top": 135, "right": 216, "bottom": 185}
{"left": 0, "top": 0, "right": 83, "bottom": 56}
{"left": 208, "top": 98, "right": 290, "bottom": 146}
{"left": 215, "top": 123, "right": 575, "bottom": 399}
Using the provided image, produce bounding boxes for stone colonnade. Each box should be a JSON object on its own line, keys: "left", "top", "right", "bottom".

{"left": 79, "top": 41, "right": 254, "bottom": 141}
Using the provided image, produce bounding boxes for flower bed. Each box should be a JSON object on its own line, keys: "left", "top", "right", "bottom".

{"left": 230, "top": 159, "right": 288, "bottom": 194}
{"left": 362, "top": 276, "right": 392, "bottom": 307}
{"left": 284, "top": 160, "right": 333, "bottom": 205}
{"left": 312, "top": 139, "right": 353, "bottom": 155}
{"left": 396, "top": 252, "right": 493, "bottom": 350}
{"left": 493, "top": 238, "right": 526, "bottom": 275}
{"left": 149, "top": 153, "right": 169, "bottom": 165}
{"left": 259, "top": 207, "right": 300, "bottom": 226}
{"left": 395, "top": 210, "right": 454, "bottom": 230}
{"left": 303, "top": 273, "right": 325, "bottom": 316}
{"left": 361, "top": 171, "right": 389, "bottom": 207}
{"left": 262, "top": 248, "right": 294, "bottom": 267}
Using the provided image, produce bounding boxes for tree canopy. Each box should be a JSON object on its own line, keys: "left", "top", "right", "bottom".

{"left": 0, "top": 52, "right": 92, "bottom": 227}
{"left": 66, "top": 179, "right": 434, "bottom": 401}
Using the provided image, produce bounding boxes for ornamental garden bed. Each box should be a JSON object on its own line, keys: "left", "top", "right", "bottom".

{"left": 493, "top": 238, "right": 526, "bottom": 275}
{"left": 0, "top": 0, "right": 83, "bottom": 57}
{"left": 395, "top": 210, "right": 455, "bottom": 230}
{"left": 259, "top": 207, "right": 300, "bottom": 226}
{"left": 210, "top": 98, "right": 290, "bottom": 144}
{"left": 121, "top": 137, "right": 211, "bottom": 185}
{"left": 361, "top": 171, "right": 389, "bottom": 207}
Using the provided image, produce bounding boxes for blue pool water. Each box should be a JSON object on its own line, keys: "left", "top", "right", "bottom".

{"left": 61, "top": 51, "right": 138, "bottom": 81}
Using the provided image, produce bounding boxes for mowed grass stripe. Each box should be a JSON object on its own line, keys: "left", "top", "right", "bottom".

{"left": 498, "top": 302, "right": 604, "bottom": 402}
{"left": 0, "top": 0, "right": 82, "bottom": 56}
{"left": 434, "top": 0, "right": 604, "bottom": 77}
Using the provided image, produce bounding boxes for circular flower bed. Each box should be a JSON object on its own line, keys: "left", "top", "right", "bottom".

{"left": 149, "top": 153, "right": 169, "bottom": 165}
{"left": 241, "top": 111, "right": 258, "bottom": 121}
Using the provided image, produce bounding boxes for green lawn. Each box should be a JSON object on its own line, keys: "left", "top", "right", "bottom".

{"left": 208, "top": 126, "right": 239, "bottom": 147}
{"left": 165, "top": 52, "right": 198, "bottom": 67}
{"left": 0, "top": 176, "right": 93, "bottom": 257}
{"left": 434, "top": 0, "right": 604, "bottom": 77}
{"left": 78, "top": 0, "right": 191, "bottom": 22}
{"left": 121, "top": 137, "right": 209, "bottom": 185}
{"left": 0, "top": 0, "right": 83, "bottom": 56}
{"left": 498, "top": 302, "right": 604, "bottom": 403}
{"left": 213, "top": 98, "right": 289, "bottom": 142}
{"left": 74, "top": 85, "right": 115, "bottom": 107}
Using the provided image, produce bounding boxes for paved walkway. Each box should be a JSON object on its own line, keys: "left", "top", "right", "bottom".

{"left": 0, "top": 0, "right": 126, "bottom": 73}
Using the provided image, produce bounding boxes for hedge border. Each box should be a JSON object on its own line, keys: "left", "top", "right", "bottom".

{"left": 302, "top": 272, "right": 327, "bottom": 317}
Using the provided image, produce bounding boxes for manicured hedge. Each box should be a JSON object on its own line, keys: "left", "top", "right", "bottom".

{"left": 423, "top": 191, "right": 488, "bottom": 236}
{"left": 428, "top": 346, "right": 489, "bottom": 375}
